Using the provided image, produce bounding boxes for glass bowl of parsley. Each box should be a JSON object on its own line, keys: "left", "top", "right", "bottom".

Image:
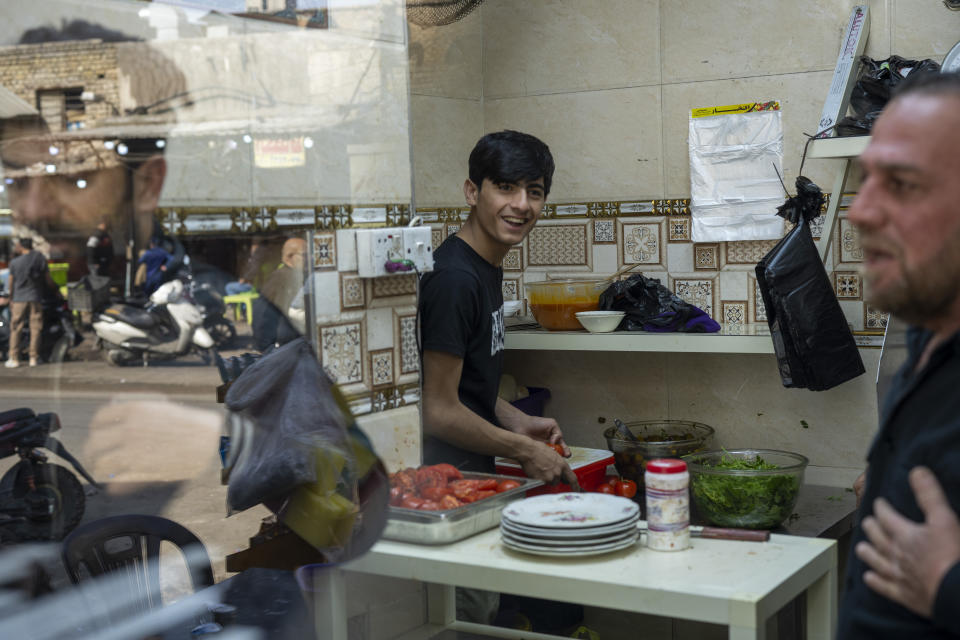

{"left": 682, "top": 449, "right": 808, "bottom": 530}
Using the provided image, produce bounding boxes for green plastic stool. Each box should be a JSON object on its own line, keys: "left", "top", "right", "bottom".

{"left": 48, "top": 262, "right": 69, "bottom": 287}
{"left": 223, "top": 290, "right": 259, "bottom": 325}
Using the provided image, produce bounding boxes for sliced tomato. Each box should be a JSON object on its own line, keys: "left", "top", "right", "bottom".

{"left": 401, "top": 495, "right": 425, "bottom": 509}
{"left": 614, "top": 479, "right": 638, "bottom": 499}
{"left": 389, "top": 486, "right": 404, "bottom": 506}
{"left": 544, "top": 442, "right": 565, "bottom": 456}
{"left": 496, "top": 479, "right": 522, "bottom": 493}
{"left": 421, "top": 486, "right": 453, "bottom": 501}
{"left": 596, "top": 484, "right": 615, "bottom": 495}
{"left": 452, "top": 485, "right": 478, "bottom": 502}
{"left": 431, "top": 463, "right": 464, "bottom": 480}
{"left": 476, "top": 478, "right": 499, "bottom": 491}
{"left": 419, "top": 500, "right": 442, "bottom": 511}
{"left": 415, "top": 467, "right": 446, "bottom": 490}
{"left": 391, "top": 469, "right": 417, "bottom": 492}
{"left": 439, "top": 494, "right": 462, "bottom": 510}
{"left": 449, "top": 479, "right": 480, "bottom": 491}
{"left": 473, "top": 490, "right": 497, "bottom": 502}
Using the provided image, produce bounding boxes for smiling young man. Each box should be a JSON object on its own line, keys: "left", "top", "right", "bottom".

{"left": 418, "top": 130, "right": 580, "bottom": 629}
{"left": 419, "top": 130, "right": 577, "bottom": 486}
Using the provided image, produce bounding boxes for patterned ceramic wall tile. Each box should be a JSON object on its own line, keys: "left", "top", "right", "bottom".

{"left": 654, "top": 199, "right": 690, "bottom": 215}
{"left": 313, "top": 231, "right": 336, "bottom": 270}
{"left": 371, "top": 386, "right": 409, "bottom": 413}
{"left": 593, "top": 219, "right": 616, "bottom": 244}
{"left": 620, "top": 201, "right": 656, "bottom": 215}
{"left": 446, "top": 223, "right": 461, "bottom": 237}
{"left": 503, "top": 247, "right": 523, "bottom": 271}
{"left": 527, "top": 223, "right": 589, "bottom": 267}
{"left": 668, "top": 216, "right": 691, "bottom": 242}
{"left": 725, "top": 240, "right": 778, "bottom": 265}
{"left": 320, "top": 321, "right": 364, "bottom": 385}
{"left": 619, "top": 220, "right": 664, "bottom": 267}
{"left": 834, "top": 272, "right": 862, "bottom": 300}
{"left": 369, "top": 348, "right": 394, "bottom": 389}
{"left": 372, "top": 274, "right": 417, "bottom": 298}
{"left": 721, "top": 301, "right": 747, "bottom": 325}
{"left": 587, "top": 202, "right": 620, "bottom": 217}
{"left": 670, "top": 276, "right": 717, "bottom": 318}
{"left": 865, "top": 306, "right": 889, "bottom": 330}
{"left": 503, "top": 278, "right": 520, "bottom": 301}
{"left": 553, "top": 204, "right": 589, "bottom": 217}
{"left": 748, "top": 275, "right": 767, "bottom": 323}
{"left": 397, "top": 313, "right": 419, "bottom": 374}
{"left": 340, "top": 272, "right": 365, "bottom": 310}
{"left": 837, "top": 217, "right": 864, "bottom": 265}
{"left": 431, "top": 227, "right": 443, "bottom": 251}
{"left": 694, "top": 243, "right": 719, "bottom": 271}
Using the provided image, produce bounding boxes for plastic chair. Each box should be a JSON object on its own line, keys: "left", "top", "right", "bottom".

{"left": 47, "top": 262, "right": 69, "bottom": 288}
{"left": 61, "top": 514, "right": 215, "bottom": 612}
{"left": 223, "top": 290, "right": 259, "bottom": 325}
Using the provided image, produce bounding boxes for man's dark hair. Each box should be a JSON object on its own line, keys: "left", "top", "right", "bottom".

{"left": 468, "top": 130, "right": 555, "bottom": 197}
{"left": 892, "top": 70, "right": 960, "bottom": 103}
{"left": 17, "top": 237, "right": 33, "bottom": 250}
{"left": 19, "top": 19, "right": 136, "bottom": 45}
{"left": 12, "top": 20, "right": 185, "bottom": 169}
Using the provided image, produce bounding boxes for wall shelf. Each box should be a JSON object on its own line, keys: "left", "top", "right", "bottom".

{"left": 806, "top": 135, "right": 870, "bottom": 159}
{"left": 505, "top": 323, "right": 775, "bottom": 354}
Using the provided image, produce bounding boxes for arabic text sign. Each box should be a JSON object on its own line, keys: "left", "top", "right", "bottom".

{"left": 254, "top": 137, "right": 306, "bottom": 168}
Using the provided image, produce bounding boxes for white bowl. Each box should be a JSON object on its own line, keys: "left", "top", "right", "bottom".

{"left": 575, "top": 310, "right": 625, "bottom": 333}
{"left": 503, "top": 300, "right": 523, "bottom": 317}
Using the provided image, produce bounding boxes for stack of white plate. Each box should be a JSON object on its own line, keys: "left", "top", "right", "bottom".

{"left": 500, "top": 493, "right": 640, "bottom": 557}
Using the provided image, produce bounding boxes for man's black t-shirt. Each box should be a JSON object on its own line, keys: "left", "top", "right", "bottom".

{"left": 419, "top": 235, "right": 505, "bottom": 473}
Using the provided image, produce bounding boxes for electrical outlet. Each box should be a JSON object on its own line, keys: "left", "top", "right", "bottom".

{"left": 355, "top": 227, "right": 409, "bottom": 277}
{"left": 401, "top": 226, "right": 434, "bottom": 273}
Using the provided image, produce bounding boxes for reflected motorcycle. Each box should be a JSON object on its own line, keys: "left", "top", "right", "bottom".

{"left": 92, "top": 279, "right": 215, "bottom": 366}
{"left": 0, "top": 408, "right": 98, "bottom": 542}
{"left": 190, "top": 280, "right": 236, "bottom": 349}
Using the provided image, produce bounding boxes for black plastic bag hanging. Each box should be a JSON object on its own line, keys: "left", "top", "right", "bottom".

{"left": 836, "top": 55, "right": 940, "bottom": 136}
{"left": 756, "top": 177, "right": 865, "bottom": 390}
{"left": 599, "top": 274, "right": 720, "bottom": 333}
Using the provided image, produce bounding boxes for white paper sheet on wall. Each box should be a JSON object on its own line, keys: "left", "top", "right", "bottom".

{"left": 688, "top": 104, "right": 785, "bottom": 242}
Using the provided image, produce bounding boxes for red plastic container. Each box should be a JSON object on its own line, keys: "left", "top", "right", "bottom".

{"left": 495, "top": 446, "right": 614, "bottom": 496}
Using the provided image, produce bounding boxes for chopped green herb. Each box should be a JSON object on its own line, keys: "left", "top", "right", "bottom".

{"left": 690, "top": 452, "right": 801, "bottom": 529}
{"left": 800, "top": 420, "right": 810, "bottom": 429}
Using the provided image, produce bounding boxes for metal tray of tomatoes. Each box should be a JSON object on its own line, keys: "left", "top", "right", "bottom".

{"left": 384, "top": 472, "right": 543, "bottom": 545}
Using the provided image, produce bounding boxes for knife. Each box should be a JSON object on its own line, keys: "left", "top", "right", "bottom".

{"left": 638, "top": 521, "right": 769, "bottom": 542}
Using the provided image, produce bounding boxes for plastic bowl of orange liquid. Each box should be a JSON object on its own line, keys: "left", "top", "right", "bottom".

{"left": 524, "top": 279, "right": 607, "bottom": 330}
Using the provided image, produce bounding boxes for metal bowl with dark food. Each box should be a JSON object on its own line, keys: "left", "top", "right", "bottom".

{"left": 603, "top": 420, "right": 715, "bottom": 498}
{"left": 683, "top": 449, "right": 808, "bottom": 530}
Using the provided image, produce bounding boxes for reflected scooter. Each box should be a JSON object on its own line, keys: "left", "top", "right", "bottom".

{"left": 92, "top": 278, "right": 215, "bottom": 366}
{"left": 0, "top": 408, "right": 99, "bottom": 542}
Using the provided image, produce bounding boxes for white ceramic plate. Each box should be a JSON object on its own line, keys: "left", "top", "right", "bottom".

{"left": 501, "top": 493, "right": 639, "bottom": 529}
{"left": 501, "top": 531, "right": 639, "bottom": 557}
{"left": 500, "top": 514, "right": 639, "bottom": 539}
{"left": 501, "top": 526, "right": 638, "bottom": 548}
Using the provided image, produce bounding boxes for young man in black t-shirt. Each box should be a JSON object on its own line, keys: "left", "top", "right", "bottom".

{"left": 419, "top": 130, "right": 577, "bottom": 487}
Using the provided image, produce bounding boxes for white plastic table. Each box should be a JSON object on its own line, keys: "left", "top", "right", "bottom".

{"left": 313, "top": 528, "right": 837, "bottom": 640}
